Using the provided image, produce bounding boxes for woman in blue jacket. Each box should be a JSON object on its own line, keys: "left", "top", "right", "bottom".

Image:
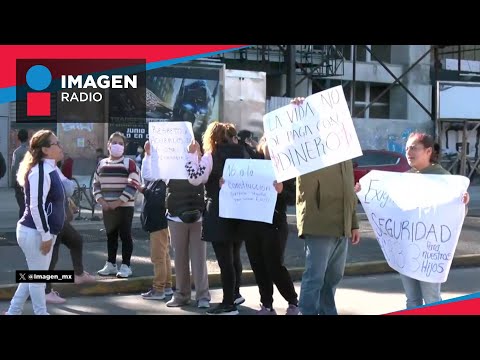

{"left": 5, "top": 130, "right": 65, "bottom": 315}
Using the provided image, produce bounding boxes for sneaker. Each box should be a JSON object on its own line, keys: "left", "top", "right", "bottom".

{"left": 166, "top": 297, "right": 190, "bottom": 307}
{"left": 141, "top": 289, "right": 166, "bottom": 300}
{"left": 164, "top": 288, "right": 174, "bottom": 296}
{"left": 206, "top": 303, "right": 239, "bottom": 315}
{"left": 116, "top": 264, "right": 132, "bottom": 278}
{"left": 45, "top": 290, "right": 66, "bottom": 304}
{"left": 256, "top": 305, "right": 277, "bottom": 315}
{"left": 97, "top": 262, "right": 117, "bottom": 276}
{"left": 197, "top": 299, "right": 210, "bottom": 309}
{"left": 3, "top": 310, "right": 20, "bottom": 315}
{"left": 74, "top": 271, "right": 96, "bottom": 284}
{"left": 234, "top": 294, "right": 245, "bottom": 306}
{"left": 286, "top": 304, "right": 300, "bottom": 315}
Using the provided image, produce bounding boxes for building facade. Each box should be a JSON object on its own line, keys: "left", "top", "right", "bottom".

{"left": 2, "top": 45, "right": 480, "bottom": 187}
{"left": 214, "top": 45, "right": 435, "bottom": 154}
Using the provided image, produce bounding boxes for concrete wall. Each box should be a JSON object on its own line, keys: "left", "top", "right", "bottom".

{"left": 353, "top": 117, "right": 434, "bottom": 153}
{"left": 393, "top": 45, "right": 433, "bottom": 125}
{"left": 330, "top": 61, "right": 405, "bottom": 83}
{"left": 317, "top": 45, "right": 434, "bottom": 153}
{"left": 267, "top": 74, "right": 311, "bottom": 98}
{"left": 264, "top": 45, "right": 435, "bottom": 155}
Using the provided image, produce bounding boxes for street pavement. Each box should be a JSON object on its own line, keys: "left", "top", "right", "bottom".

{"left": 0, "top": 185, "right": 480, "bottom": 306}
{"left": 1, "top": 266, "right": 479, "bottom": 315}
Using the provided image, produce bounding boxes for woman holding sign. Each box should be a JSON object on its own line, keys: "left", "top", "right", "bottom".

{"left": 139, "top": 140, "right": 210, "bottom": 309}
{"left": 186, "top": 121, "right": 250, "bottom": 315}
{"left": 242, "top": 138, "right": 300, "bottom": 315}
{"left": 355, "top": 132, "right": 470, "bottom": 309}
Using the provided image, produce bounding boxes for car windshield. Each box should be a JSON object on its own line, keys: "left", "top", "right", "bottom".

{"left": 355, "top": 152, "right": 400, "bottom": 167}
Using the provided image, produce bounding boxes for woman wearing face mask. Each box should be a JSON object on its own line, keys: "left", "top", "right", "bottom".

{"left": 93, "top": 132, "right": 141, "bottom": 278}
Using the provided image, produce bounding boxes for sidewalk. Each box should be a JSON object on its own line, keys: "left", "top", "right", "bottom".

{"left": 1, "top": 266, "right": 479, "bottom": 315}
{"left": 0, "top": 186, "right": 480, "bottom": 300}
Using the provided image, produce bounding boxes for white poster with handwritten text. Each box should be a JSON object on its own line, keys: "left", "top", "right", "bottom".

{"left": 148, "top": 121, "right": 194, "bottom": 179}
{"left": 357, "top": 170, "right": 469, "bottom": 283}
{"left": 263, "top": 86, "right": 362, "bottom": 182}
{"left": 219, "top": 159, "right": 277, "bottom": 224}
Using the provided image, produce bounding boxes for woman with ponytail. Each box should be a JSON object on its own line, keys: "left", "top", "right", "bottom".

{"left": 185, "top": 122, "right": 250, "bottom": 315}
{"left": 5, "top": 129, "right": 66, "bottom": 315}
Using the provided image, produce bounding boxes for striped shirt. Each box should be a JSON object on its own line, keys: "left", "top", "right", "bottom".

{"left": 93, "top": 157, "right": 140, "bottom": 207}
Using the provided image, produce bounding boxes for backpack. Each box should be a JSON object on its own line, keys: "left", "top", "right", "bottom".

{"left": 140, "top": 180, "right": 167, "bottom": 232}
{"left": 0, "top": 152, "right": 6, "bottom": 180}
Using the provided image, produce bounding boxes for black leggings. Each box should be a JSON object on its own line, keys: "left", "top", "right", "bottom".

{"left": 103, "top": 207, "right": 134, "bottom": 266}
{"left": 45, "top": 221, "right": 84, "bottom": 294}
{"left": 245, "top": 217, "right": 298, "bottom": 308}
{"left": 211, "top": 239, "right": 243, "bottom": 305}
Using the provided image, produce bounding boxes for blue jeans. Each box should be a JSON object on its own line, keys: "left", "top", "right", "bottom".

{"left": 399, "top": 274, "right": 442, "bottom": 309}
{"left": 299, "top": 236, "right": 348, "bottom": 315}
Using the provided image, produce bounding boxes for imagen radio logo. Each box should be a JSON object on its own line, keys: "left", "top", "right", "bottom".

{"left": 26, "top": 65, "right": 52, "bottom": 117}
{"left": 16, "top": 59, "right": 146, "bottom": 124}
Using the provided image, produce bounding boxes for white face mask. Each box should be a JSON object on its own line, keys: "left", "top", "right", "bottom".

{"left": 137, "top": 147, "right": 144, "bottom": 154}
{"left": 110, "top": 144, "right": 124, "bottom": 157}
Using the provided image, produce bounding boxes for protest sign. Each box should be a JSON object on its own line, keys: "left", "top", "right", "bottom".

{"left": 263, "top": 86, "right": 362, "bottom": 182}
{"left": 148, "top": 121, "right": 194, "bottom": 179}
{"left": 219, "top": 159, "right": 277, "bottom": 224}
{"left": 357, "top": 170, "right": 469, "bottom": 283}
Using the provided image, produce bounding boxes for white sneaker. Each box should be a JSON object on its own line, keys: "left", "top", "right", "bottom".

{"left": 234, "top": 295, "right": 245, "bottom": 306}
{"left": 97, "top": 262, "right": 117, "bottom": 276}
{"left": 141, "top": 289, "right": 166, "bottom": 300}
{"left": 116, "top": 264, "right": 132, "bottom": 278}
{"left": 197, "top": 299, "right": 210, "bottom": 308}
{"left": 164, "top": 288, "right": 174, "bottom": 296}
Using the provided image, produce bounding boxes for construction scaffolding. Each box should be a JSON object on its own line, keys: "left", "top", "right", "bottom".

{"left": 213, "top": 45, "right": 345, "bottom": 96}
{"left": 213, "top": 45, "right": 480, "bottom": 178}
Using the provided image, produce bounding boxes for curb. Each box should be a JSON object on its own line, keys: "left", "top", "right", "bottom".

{"left": 1, "top": 254, "right": 480, "bottom": 301}
{"left": 0, "top": 219, "right": 143, "bottom": 234}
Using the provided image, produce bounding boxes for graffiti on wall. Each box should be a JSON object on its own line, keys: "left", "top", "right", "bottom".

{"left": 387, "top": 128, "right": 413, "bottom": 155}
{"left": 57, "top": 123, "right": 105, "bottom": 160}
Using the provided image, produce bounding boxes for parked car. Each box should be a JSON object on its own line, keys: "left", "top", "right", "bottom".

{"left": 353, "top": 149, "right": 410, "bottom": 184}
